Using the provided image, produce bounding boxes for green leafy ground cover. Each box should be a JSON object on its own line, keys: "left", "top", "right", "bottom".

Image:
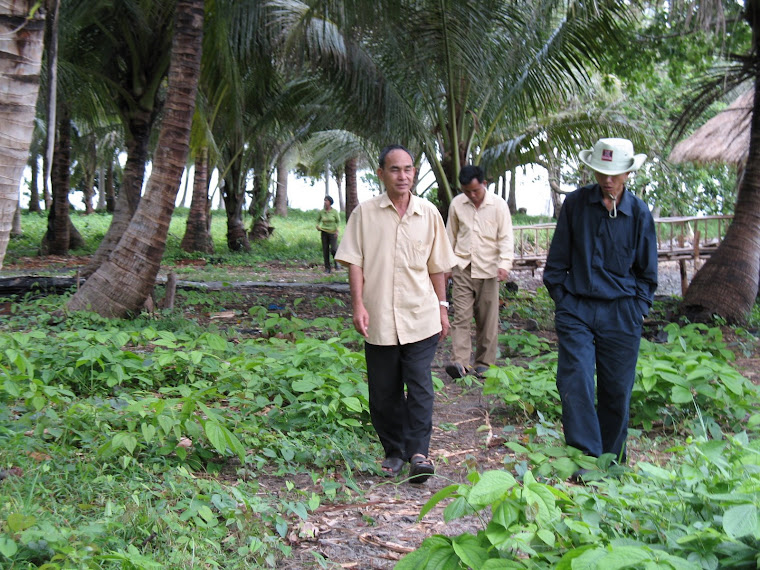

{"left": 1, "top": 210, "right": 760, "bottom": 569}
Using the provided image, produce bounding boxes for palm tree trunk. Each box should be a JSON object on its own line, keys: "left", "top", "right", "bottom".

{"left": 682, "top": 83, "right": 760, "bottom": 324}
{"left": 222, "top": 156, "right": 250, "bottom": 251}
{"left": 0, "top": 0, "right": 45, "bottom": 269}
{"left": 345, "top": 156, "right": 358, "bottom": 221}
{"left": 274, "top": 157, "right": 288, "bottom": 217}
{"left": 105, "top": 161, "right": 115, "bottom": 212}
{"left": 68, "top": 0, "right": 204, "bottom": 318}
{"left": 43, "top": 0, "right": 59, "bottom": 228}
{"left": 29, "top": 154, "right": 41, "bottom": 213}
{"left": 82, "top": 110, "right": 153, "bottom": 277}
{"left": 507, "top": 168, "right": 517, "bottom": 214}
{"left": 181, "top": 147, "right": 214, "bottom": 253}
{"left": 44, "top": 105, "right": 72, "bottom": 255}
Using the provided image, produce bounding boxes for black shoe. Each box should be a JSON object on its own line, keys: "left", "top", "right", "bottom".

{"left": 474, "top": 365, "right": 490, "bottom": 378}
{"left": 445, "top": 362, "right": 468, "bottom": 379}
{"left": 569, "top": 469, "right": 590, "bottom": 484}
{"left": 569, "top": 468, "right": 607, "bottom": 485}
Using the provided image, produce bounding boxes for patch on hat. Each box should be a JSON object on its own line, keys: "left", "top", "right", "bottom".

{"left": 601, "top": 149, "right": 613, "bottom": 162}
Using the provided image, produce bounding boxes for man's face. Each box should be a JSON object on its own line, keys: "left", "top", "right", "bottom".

{"left": 460, "top": 178, "right": 486, "bottom": 207}
{"left": 378, "top": 150, "right": 415, "bottom": 197}
{"left": 594, "top": 171, "right": 630, "bottom": 198}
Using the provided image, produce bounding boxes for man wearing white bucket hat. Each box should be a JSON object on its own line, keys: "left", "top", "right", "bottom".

{"left": 543, "top": 138, "right": 658, "bottom": 483}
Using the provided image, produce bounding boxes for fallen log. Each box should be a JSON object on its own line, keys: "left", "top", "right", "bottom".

{"left": 0, "top": 276, "right": 81, "bottom": 296}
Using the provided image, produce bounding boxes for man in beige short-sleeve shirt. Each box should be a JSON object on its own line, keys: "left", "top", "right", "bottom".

{"left": 445, "top": 164, "right": 513, "bottom": 379}
{"left": 335, "top": 144, "right": 455, "bottom": 483}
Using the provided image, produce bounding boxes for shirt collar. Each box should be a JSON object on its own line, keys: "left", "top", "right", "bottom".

{"left": 379, "top": 192, "right": 422, "bottom": 215}
{"left": 589, "top": 184, "right": 634, "bottom": 217}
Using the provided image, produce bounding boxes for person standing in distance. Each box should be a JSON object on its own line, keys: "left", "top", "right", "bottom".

{"left": 316, "top": 195, "right": 340, "bottom": 273}
{"left": 335, "top": 144, "right": 456, "bottom": 483}
{"left": 543, "top": 138, "right": 658, "bottom": 483}
{"left": 444, "top": 165, "right": 513, "bottom": 379}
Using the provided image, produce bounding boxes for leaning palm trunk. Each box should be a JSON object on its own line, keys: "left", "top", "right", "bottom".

{"left": 682, "top": 84, "right": 760, "bottom": 324}
{"left": 0, "top": 1, "right": 45, "bottom": 269}
{"left": 67, "top": 0, "right": 204, "bottom": 318}
{"left": 81, "top": 111, "right": 154, "bottom": 278}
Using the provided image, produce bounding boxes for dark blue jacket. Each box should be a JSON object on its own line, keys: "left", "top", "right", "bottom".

{"left": 543, "top": 184, "right": 658, "bottom": 315}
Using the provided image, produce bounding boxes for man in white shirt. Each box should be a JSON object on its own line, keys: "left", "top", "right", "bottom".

{"left": 445, "top": 165, "right": 513, "bottom": 379}
{"left": 335, "top": 144, "right": 456, "bottom": 483}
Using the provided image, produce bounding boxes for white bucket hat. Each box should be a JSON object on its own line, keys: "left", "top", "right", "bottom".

{"left": 578, "top": 138, "right": 647, "bottom": 176}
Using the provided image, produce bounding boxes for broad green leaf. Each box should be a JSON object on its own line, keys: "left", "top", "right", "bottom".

{"left": 723, "top": 504, "right": 758, "bottom": 539}
{"left": 422, "top": 484, "right": 462, "bottom": 519}
{"left": 205, "top": 422, "right": 227, "bottom": 454}
{"left": 468, "top": 471, "right": 517, "bottom": 508}
{"left": 0, "top": 536, "right": 18, "bottom": 558}
{"left": 112, "top": 433, "right": 137, "bottom": 454}
{"left": 593, "top": 545, "right": 651, "bottom": 569}
{"left": 670, "top": 385, "right": 693, "bottom": 403}
{"left": 224, "top": 428, "right": 247, "bottom": 463}
{"left": 637, "top": 462, "right": 674, "bottom": 481}
{"left": 537, "top": 528, "right": 555, "bottom": 546}
{"left": 340, "top": 396, "right": 363, "bottom": 413}
{"left": 197, "top": 505, "right": 216, "bottom": 524}
{"left": 452, "top": 534, "right": 489, "bottom": 569}
{"left": 291, "top": 378, "right": 319, "bottom": 392}
{"left": 7, "top": 513, "right": 36, "bottom": 533}
{"left": 141, "top": 423, "right": 156, "bottom": 444}
{"left": 158, "top": 415, "right": 175, "bottom": 436}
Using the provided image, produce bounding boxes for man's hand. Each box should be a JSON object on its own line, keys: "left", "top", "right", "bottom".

{"left": 439, "top": 307, "right": 450, "bottom": 338}
{"left": 353, "top": 305, "right": 370, "bottom": 338}
{"left": 497, "top": 268, "right": 509, "bottom": 282}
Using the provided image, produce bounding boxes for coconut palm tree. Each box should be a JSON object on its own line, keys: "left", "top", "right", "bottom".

{"left": 0, "top": 1, "right": 45, "bottom": 269}
{"left": 271, "top": 0, "right": 633, "bottom": 213}
{"left": 67, "top": 0, "right": 204, "bottom": 317}
{"left": 61, "top": 0, "right": 179, "bottom": 277}
{"left": 675, "top": 1, "right": 760, "bottom": 323}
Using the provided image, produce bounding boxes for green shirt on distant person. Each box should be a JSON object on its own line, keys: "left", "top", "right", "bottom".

{"left": 317, "top": 209, "right": 340, "bottom": 234}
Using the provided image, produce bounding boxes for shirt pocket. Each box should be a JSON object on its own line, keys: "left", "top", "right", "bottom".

{"left": 603, "top": 244, "right": 634, "bottom": 276}
{"left": 478, "top": 219, "right": 499, "bottom": 241}
{"left": 403, "top": 239, "right": 429, "bottom": 270}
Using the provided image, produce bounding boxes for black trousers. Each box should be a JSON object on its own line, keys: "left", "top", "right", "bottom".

{"left": 364, "top": 334, "right": 439, "bottom": 461}
{"left": 321, "top": 231, "right": 338, "bottom": 270}
{"left": 555, "top": 295, "right": 642, "bottom": 463}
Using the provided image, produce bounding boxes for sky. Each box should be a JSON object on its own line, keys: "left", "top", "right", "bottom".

{"left": 279, "top": 166, "right": 553, "bottom": 216}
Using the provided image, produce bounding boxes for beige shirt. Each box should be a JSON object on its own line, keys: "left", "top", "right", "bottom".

{"left": 446, "top": 191, "right": 514, "bottom": 279}
{"left": 335, "top": 193, "right": 456, "bottom": 346}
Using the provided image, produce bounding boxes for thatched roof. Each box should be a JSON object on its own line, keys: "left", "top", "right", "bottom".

{"left": 668, "top": 89, "right": 753, "bottom": 166}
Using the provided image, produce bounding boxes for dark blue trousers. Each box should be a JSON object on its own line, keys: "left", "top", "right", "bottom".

{"left": 555, "top": 295, "right": 642, "bottom": 462}
{"left": 364, "top": 334, "right": 439, "bottom": 461}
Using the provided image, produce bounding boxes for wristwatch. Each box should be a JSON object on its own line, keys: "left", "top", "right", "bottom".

{"left": 439, "top": 301, "right": 450, "bottom": 308}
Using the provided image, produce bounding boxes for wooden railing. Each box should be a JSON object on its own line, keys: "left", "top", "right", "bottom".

{"left": 512, "top": 215, "right": 732, "bottom": 270}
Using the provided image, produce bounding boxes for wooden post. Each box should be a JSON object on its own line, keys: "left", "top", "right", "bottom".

{"left": 162, "top": 272, "right": 178, "bottom": 310}
{"left": 679, "top": 259, "right": 688, "bottom": 296}
{"left": 693, "top": 229, "right": 701, "bottom": 271}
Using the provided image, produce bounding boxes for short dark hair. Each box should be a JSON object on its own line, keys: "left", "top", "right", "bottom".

{"left": 324, "top": 195, "right": 334, "bottom": 205}
{"left": 458, "top": 164, "right": 485, "bottom": 186}
{"left": 378, "top": 144, "right": 414, "bottom": 168}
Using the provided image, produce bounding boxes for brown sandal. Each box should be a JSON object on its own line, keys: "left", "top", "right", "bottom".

{"left": 409, "top": 454, "right": 434, "bottom": 483}
{"left": 381, "top": 457, "right": 405, "bottom": 477}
